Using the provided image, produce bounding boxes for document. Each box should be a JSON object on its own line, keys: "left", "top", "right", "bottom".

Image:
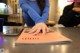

{"left": 15, "top": 28, "right": 72, "bottom": 44}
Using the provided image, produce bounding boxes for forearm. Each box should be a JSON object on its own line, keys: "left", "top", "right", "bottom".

{"left": 19, "top": 0, "right": 49, "bottom": 24}
{"left": 41, "top": 7, "right": 49, "bottom": 23}
{"left": 41, "top": 0, "right": 50, "bottom": 23}
{"left": 27, "top": 8, "right": 42, "bottom": 23}
{"left": 19, "top": 0, "right": 43, "bottom": 24}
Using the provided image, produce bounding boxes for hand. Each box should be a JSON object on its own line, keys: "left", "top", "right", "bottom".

{"left": 74, "top": 24, "right": 80, "bottom": 27}
{"left": 72, "top": 7, "right": 80, "bottom": 13}
{"left": 77, "top": 24, "right": 80, "bottom": 27}
{"left": 28, "top": 22, "right": 50, "bottom": 35}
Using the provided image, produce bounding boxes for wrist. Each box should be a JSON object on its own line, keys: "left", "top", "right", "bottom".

{"left": 36, "top": 22, "right": 45, "bottom": 25}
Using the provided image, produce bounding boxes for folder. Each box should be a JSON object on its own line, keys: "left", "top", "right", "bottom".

{"left": 15, "top": 28, "right": 72, "bottom": 44}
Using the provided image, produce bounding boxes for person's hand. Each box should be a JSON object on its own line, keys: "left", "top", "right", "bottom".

{"left": 28, "top": 22, "right": 50, "bottom": 35}
{"left": 74, "top": 24, "right": 80, "bottom": 27}
{"left": 77, "top": 24, "right": 80, "bottom": 27}
{"left": 72, "top": 7, "right": 80, "bottom": 13}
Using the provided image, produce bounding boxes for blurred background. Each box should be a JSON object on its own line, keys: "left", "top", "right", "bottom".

{"left": 49, "top": 0, "right": 72, "bottom": 24}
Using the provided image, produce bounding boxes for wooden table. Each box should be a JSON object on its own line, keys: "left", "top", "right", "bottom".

{"left": 0, "top": 27, "right": 80, "bottom": 53}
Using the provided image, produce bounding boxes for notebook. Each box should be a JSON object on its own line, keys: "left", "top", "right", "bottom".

{"left": 15, "top": 28, "right": 72, "bottom": 44}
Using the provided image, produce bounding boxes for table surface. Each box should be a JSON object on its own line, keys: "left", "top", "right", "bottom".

{"left": 0, "top": 27, "right": 80, "bottom": 53}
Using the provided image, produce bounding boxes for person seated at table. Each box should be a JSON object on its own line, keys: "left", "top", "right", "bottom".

{"left": 19, "top": 0, "right": 50, "bottom": 35}
{"left": 58, "top": 2, "right": 80, "bottom": 27}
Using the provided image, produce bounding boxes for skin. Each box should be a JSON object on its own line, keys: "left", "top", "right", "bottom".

{"left": 77, "top": 24, "right": 80, "bottom": 27}
{"left": 29, "top": 22, "right": 50, "bottom": 35}
{"left": 72, "top": 2, "right": 80, "bottom": 27}
{"left": 73, "top": 2, "right": 80, "bottom": 13}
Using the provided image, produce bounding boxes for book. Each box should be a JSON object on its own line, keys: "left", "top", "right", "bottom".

{"left": 15, "top": 28, "right": 72, "bottom": 44}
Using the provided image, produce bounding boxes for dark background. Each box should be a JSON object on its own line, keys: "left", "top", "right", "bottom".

{"left": 0, "top": 0, "right": 7, "bottom": 4}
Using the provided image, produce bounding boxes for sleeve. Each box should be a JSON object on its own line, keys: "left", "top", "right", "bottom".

{"left": 58, "top": 6, "right": 79, "bottom": 27}
{"left": 19, "top": 0, "right": 43, "bottom": 24}
{"left": 19, "top": 0, "right": 49, "bottom": 24}
{"left": 28, "top": 0, "right": 50, "bottom": 24}
{"left": 19, "top": 0, "right": 31, "bottom": 12}
{"left": 37, "top": 0, "right": 50, "bottom": 23}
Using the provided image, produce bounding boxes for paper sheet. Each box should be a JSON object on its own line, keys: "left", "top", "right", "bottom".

{"left": 15, "top": 28, "right": 72, "bottom": 44}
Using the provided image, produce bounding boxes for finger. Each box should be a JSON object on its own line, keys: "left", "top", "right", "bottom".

{"left": 46, "top": 28, "right": 50, "bottom": 33}
{"left": 28, "top": 26, "right": 37, "bottom": 34}
{"left": 42, "top": 27, "right": 46, "bottom": 35}
{"left": 30, "top": 26, "right": 36, "bottom": 31}
{"left": 33, "top": 27, "right": 41, "bottom": 35}
{"left": 29, "top": 28, "right": 37, "bottom": 34}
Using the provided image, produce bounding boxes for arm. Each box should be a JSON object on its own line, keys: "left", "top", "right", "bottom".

{"left": 19, "top": 0, "right": 42, "bottom": 23}
{"left": 28, "top": 0, "right": 50, "bottom": 24}
{"left": 58, "top": 5, "right": 79, "bottom": 27}
{"left": 40, "top": 0, "right": 50, "bottom": 23}
{"left": 19, "top": 0, "right": 49, "bottom": 24}
{"left": 27, "top": 0, "right": 50, "bottom": 35}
